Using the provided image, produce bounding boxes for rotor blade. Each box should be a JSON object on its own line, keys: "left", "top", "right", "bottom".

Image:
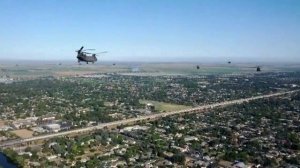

{"left": 95, "top": 51, "right": 108, "bottom": 54}
{"left": 82, "top": 52, "right": 92, "bottom": 54}
{"left": 83, "top": 49, "right": 95, "bottom": 51}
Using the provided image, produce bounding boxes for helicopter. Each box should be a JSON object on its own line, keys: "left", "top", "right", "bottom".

{"left": 196, "top": 65, "right": 200, "bottom": 69}
{"left": 228, "top": 61, "right": 231, "bottom": 64}
{"left": 256, "top": 66, "right": 261, "bottom": 72}
{"left": 76, "top": 46, "right": 107, "bottom": 64}
{"left": 248, "top": 66, "right": 261, "bottom": 72}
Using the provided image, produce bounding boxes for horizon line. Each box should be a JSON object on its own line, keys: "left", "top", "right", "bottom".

{"left": 1, "top": 59, "right": 300, "bottom": 64}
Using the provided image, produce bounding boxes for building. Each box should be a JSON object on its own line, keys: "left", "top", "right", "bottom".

{"left": 120, "top": 125, "right": 149, "bottom": 132}
{"left": 38, "top": 116, "right": 56, "bottom": 125}
{"left": 11, "top": 117, "right": 38, "bottom": 129}
{"left": 146, "top": 103, "right": 155, "bottom": 112}
{"left": 43, "top": 123, "right": 61, "bottom": 132}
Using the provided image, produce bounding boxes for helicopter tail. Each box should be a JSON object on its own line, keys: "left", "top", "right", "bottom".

{"left": 92, "top": 54, "right": 97, "bottom": 62}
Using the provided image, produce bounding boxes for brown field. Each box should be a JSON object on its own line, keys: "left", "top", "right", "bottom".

{"left": 1, "top": 61, "right": 298, "bottom": 79}
{"left": 11, "top": 129, "right": 34, "bottom": 138}
{"left": 0, "top": 120, "right": 6, "bottom": 127}
{"left": 54, "top": 70, "right": 100, "bottom": 76}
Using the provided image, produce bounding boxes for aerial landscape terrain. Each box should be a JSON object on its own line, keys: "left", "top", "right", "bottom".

{"left": 1, "top": 0, "right": 300, "bottom": 167}
{"left": 0, "top": 62, "right": 300, "bottom": 167}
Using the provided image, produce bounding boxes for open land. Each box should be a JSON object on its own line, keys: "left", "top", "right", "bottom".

{"left": 139, "top": 99, "right": 192, "bottom": 112}
{"left": 10, "top": 129, "right": 33, "bottom": 139}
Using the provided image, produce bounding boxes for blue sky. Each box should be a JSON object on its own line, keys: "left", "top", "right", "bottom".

{"left": 0, "top": 0, "right": 300, "bottom": 62}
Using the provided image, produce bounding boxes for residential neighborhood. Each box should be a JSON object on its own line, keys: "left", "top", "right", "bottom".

{"left": 0, "top": 71, "right": 299, "bottom": 167}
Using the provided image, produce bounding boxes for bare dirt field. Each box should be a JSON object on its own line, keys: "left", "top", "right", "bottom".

{"left": 139, "top": 99, "right": 192, "bottom": 112}
{"left": 11, "top": 129, "right": 34, "bottom": 138}
{"left": 0, "top": 120, "right": 6, "bottom": 127}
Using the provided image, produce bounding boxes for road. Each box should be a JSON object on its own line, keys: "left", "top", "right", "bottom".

{"left": 0, "top": 90, "right": 298, "bottom": 148}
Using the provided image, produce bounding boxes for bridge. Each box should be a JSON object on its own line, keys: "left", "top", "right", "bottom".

{"left": 0, "top": 90, "right": 298, "bottom": 148}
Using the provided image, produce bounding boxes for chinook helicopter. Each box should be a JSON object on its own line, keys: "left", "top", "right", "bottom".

{"left": 248, "top": 66, "right": 261, "bottom": 72}
{"left": 255, "top": 66, "right": 261, "bottom": 72}
{"left": 76, "top": 46, "right": 107, "bottom": 64}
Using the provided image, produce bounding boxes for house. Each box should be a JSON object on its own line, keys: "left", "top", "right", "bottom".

{"left": 18, "top": 152, "right": 32, "bottom": 157}
{"left": 146, "top": 103, "right": 155, "bottom": 112}
{"left": 232, "top": 161, "right": 246, "bottom": 168}
{"left": 184, "top": 136, "right": 199, "bottom": 142}
{"left": 171, "top": 145, "right": 189, "bottom": 152}
{"left": 47, "top": 155, "right": 58, "bottom": 161}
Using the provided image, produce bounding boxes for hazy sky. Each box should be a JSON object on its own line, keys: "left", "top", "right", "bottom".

{"left": 0, "top": 0, "right": 300, "bottom": 62}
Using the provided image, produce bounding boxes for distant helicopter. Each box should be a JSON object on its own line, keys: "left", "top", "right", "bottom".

{"left": 256, "top": 66, "right": 261, "bottom": 72}
{"left": 249, "top": 66, "right": 261, "bottom": 72}
{"left": 196, "top": 65, "right": 200, "bottom": 69}
{"left": 228, "top": 61, "right": 231, "bottom": 64}
{"left": 76, "top": 46, "right": 107, "bottom": 64}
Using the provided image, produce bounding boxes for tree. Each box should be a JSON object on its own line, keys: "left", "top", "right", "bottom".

{"left": 171, "top": 153, "right": 186, "bottom": 165}
{"left": 2, "top": 148, "right": 25, "bottom": 167}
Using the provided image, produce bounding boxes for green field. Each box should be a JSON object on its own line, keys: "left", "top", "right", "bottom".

{"left": 139, "top": 99, "right": 192, "bottom": 112}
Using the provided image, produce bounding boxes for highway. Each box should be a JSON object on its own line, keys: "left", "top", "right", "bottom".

{"left": 0, "top": 90, "right": 298, "bottom": 148}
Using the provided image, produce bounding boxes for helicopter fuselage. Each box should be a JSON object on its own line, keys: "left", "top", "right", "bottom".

{"left": 77, "top": 53, "right": 97, "bottom": 64}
